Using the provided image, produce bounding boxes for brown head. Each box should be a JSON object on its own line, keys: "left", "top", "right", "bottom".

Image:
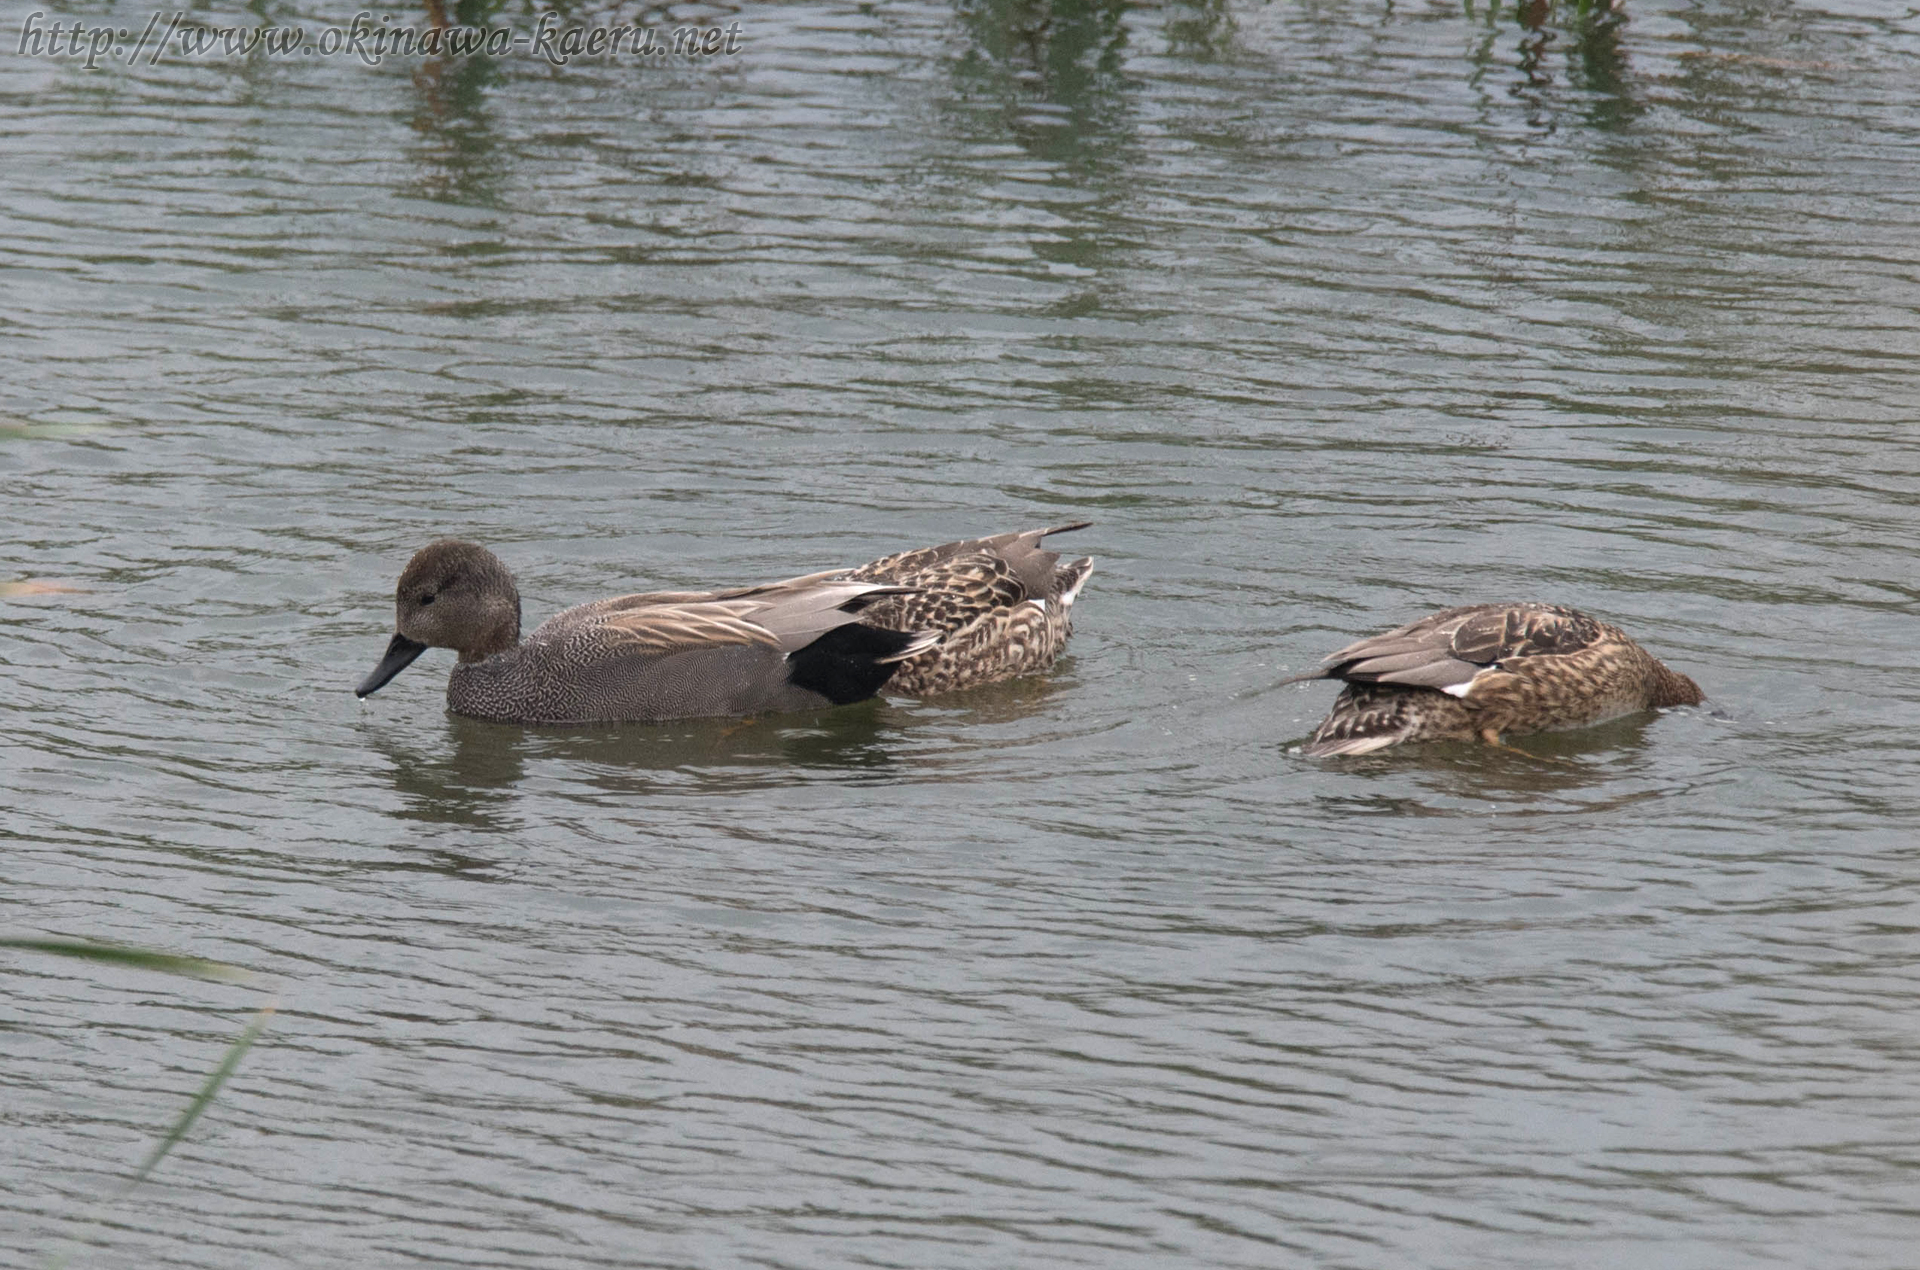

{"left": 1649, "top": 659, "right": 1704, "bottom": 709}
{"left": 355, "top": 539, "right": 523, "bottom": 699}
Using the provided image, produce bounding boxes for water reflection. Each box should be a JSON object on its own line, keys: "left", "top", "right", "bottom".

{"left": 518, "top": 700, "right": 902, "bottom": 784}
{"left": 1569, "top": 7, "right": 1635, "bottom": 129}
{"left": 948, "top": 0, "right": 1138, "bottom": 169}
{"left": 1161, "top": 0, "right": 1238, "bottom": 60}
{"left": 367, "top": 713, "right": 527, "bottom": 830}
{"left": 1453, "top": 0, "right": 1639, "bottom": 134}
{"left": 407, "top": 51, "right": 508, "bottom": 206}
{"left": 360, "top": 675, "right": 1100, "bottom": 817}
{"left": 1297, "top": 712, "right": 1691, "bottom": 815}
{"left": 364, "top": 701, "right": 908, "bottom": 826}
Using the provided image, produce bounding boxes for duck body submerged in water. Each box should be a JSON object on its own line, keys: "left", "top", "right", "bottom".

{"left": 355, "top": 524, "right": 1093, "bottom": 724}
{"left": 1288, "top": 602, "right": 1703, "bottom": 757}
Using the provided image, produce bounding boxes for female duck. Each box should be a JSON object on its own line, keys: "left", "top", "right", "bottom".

{"left": 1288, "top": 602, "right": 1702, "bottom": 756}
{"left": 839, "top": 521, "right": 1092, "bottom": 695}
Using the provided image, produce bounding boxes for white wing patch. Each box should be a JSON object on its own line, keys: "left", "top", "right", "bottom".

{"left": 1059, "top": 562, "right": 1093, "bottom": 606}
{"left": 1315, "top": 733, "right": 1403, "bottom": 756}
{"left": 1442, "top": 666, "right": 1499, "bottom": 699}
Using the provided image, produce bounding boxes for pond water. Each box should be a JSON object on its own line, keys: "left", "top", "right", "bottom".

{"left": 4, "top": 0, "right": 1919, "bottom": 1265}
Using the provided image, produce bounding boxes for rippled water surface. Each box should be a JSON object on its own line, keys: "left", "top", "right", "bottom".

{"left": 5, "top": 0, "right": 1920, "bottom": 1265}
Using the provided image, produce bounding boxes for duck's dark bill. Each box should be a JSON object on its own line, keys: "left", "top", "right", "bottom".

{"left": 356, "top": 633, "right": 428, "bottom": 698}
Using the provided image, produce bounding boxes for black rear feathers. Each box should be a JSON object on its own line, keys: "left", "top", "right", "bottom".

{"left": 786, "top": 624, "right": 931, "bottom": 705}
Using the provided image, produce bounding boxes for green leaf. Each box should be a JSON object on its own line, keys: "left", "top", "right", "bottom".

{"left": 127, "top": 1003, "right": 277, "bottom": 1189}
{"left": 0, "top": 938, "right": 254, "bottom": 984}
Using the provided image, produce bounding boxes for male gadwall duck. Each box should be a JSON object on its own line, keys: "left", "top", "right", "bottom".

{"left": 355, "top": 524, "right": 1093, "bottom": 724}
{"left": 1286, "top": 602, "right": 1703, "bottom": 756}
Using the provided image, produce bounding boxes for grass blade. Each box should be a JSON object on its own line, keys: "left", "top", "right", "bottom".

{"left": 0, "top": 938, "right": 254, "bottom": 984}
{"left": 127, "top": 1002, "right": 276, "bottom": 1189}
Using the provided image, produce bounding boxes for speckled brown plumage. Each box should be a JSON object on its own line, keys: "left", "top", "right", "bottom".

{"left": 1287, "top": 603, "right": 1703, "bottom": 756}
{"left": 841, "top": 522, "right": 1095, "bottom": 695}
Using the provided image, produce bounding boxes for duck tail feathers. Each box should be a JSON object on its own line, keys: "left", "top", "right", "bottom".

{"left": 1054, "top": 557, "right": 1094, "bottom": 606}
{"left": 879, "top": 628, "right": 943, "bottom": 664}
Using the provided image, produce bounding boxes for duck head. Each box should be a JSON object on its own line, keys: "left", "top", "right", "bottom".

{"left": 1651, "top": 661, "right": 1705, "bottom": 709}
{"left": 356, "top": 539, "right": 523, "bottom": 698}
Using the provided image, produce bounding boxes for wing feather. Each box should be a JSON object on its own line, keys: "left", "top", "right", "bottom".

{"left": 545, "top": 577, "right": 924, "bottom": 661}
{"left": 593, "top": 605, "right": 782, "bottom": 658}
{"left": 1294, "top": 603, "right": 1609, "bottom": 694}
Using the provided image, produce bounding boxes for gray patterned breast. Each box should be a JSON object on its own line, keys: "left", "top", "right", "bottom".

{"left": 447, "top": 640, "right": 823, "bottom": 723}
